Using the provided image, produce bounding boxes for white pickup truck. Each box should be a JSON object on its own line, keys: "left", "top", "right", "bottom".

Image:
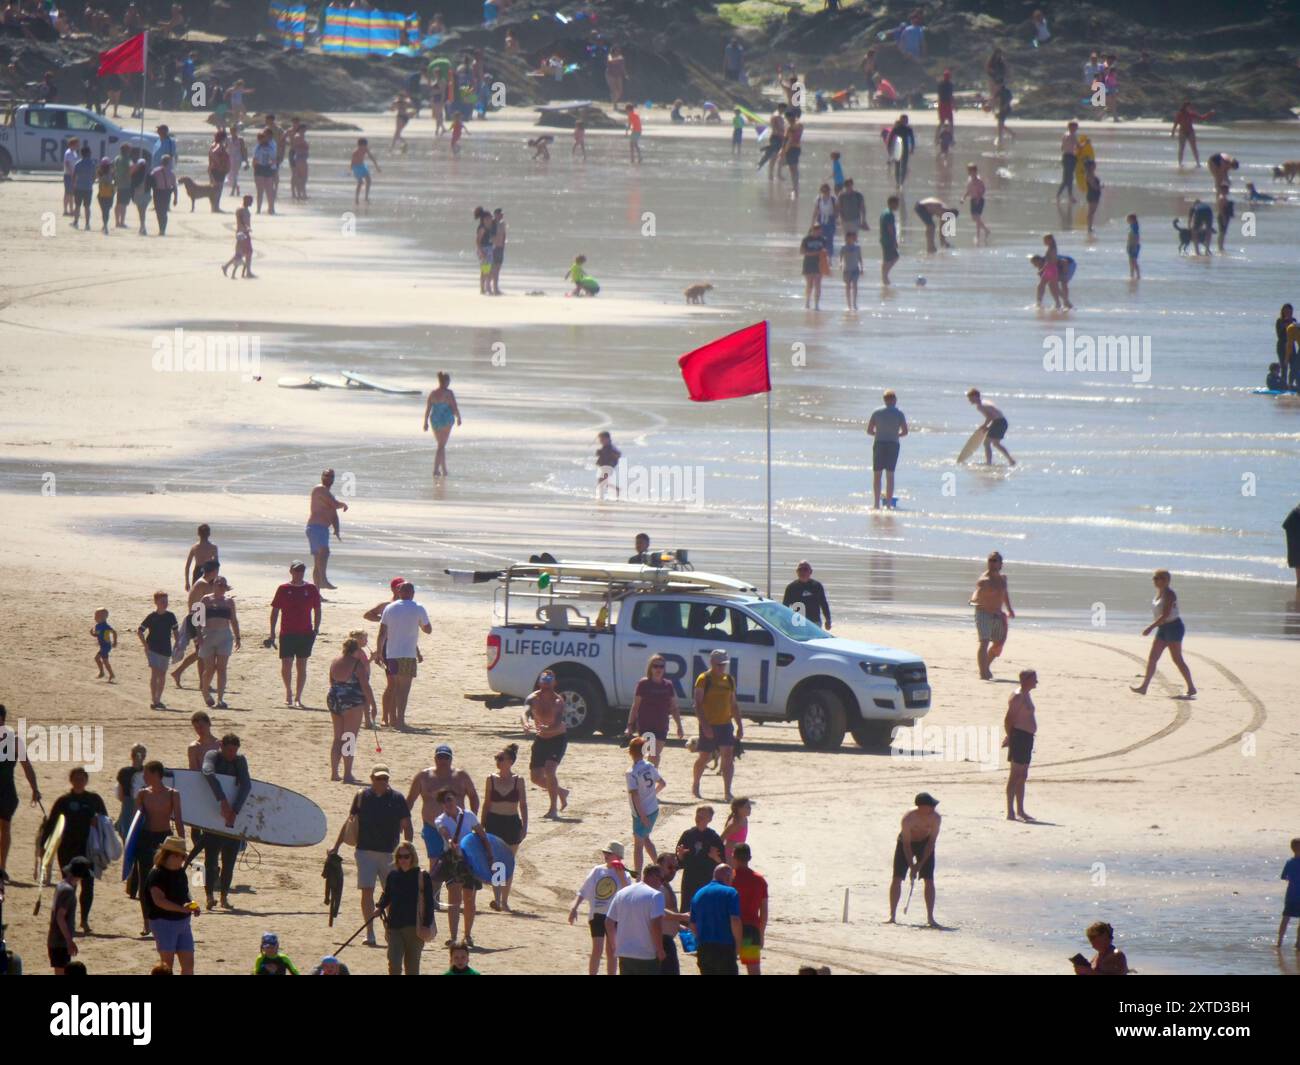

{"left": 0, "top": 104, "right": 160, "bottom": 176}
{"left": 482, "top": 561, "right": 931, "bottom": 750}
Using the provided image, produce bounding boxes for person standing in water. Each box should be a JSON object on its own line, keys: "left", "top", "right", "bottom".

{"left": 865, "top": 389, "right": 908, "bottom": 509}
{"left": 966, "top": 388, "right": 1016, "bottom": 466}
{"left": 879, "top": 194, "right": 900, "bottom": 285}
{"left": 1130, "top": 569, "right": 1196, "bottom": 697}
{"left": 969, "top": 551, "right": 1014, "bottom": 679}
{"left": 799, "top": 222, "right": 827, "bottom": 310}
{"left": 888, "top": 793, "right": 940, "bottom": 927}
{"left": 779, "top": 107, "right": 803, "bottom": 198}
{"left": 840, "top": 229, "right": 862, "bottom": 311}
{"left": 1172, "top": 101, "right": 1214, "bottom": 167}
{"left": 1003, "top": 670, "right": 1038, "bottom": 822}
{"left": 423, "top": 372, "right": 462, "bottom": 479}
{"left": 350, "top": 138, "right": 380, "bottom": 205}
{"left": 1056, "top": 120, "right": 1078, "bottom": 202}
{"left": 625, "top": 104, "right": 642, "bottom": 165}
{"left": 961, "top": 163, "right": 990, "bottom": 245}
{"left": 1083, "top": 159, "right": 1102, "bottom": 236}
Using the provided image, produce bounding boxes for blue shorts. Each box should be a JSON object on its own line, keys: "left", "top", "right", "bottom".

{"left": 633, "top": 809, "right": 659, "bottom": 838}
{"left": 305, "top": 523, "right": 330, "bottom": 554}
{"left": 698, "top": 722, "right": 735, "bottom": 752}
{"left": 422, "top": 821, "right": 446, "bottom": 860}
{"left": 351, "top": 163, "right": 369, "bottom": 180}
{"left": 1155, "top": 618, "right": 1185, "bottom": 643}
{"left": 151, "top": 916, "right": 195, "bottom": 953}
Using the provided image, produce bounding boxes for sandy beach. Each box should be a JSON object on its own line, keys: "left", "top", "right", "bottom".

{"left": 1, "top": 107, "right": 1298, "bottom": 977}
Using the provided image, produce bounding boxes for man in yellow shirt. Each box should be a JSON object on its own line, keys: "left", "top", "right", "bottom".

{"left": 692, "top": 650, "right": 743, "bottom": 801}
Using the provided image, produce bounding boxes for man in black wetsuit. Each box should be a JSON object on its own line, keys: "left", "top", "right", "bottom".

{"left": 201, "top": 733, "right": 251, "bottom": 910}
{"left": 782, "top": 561, "right": 832, "bottom": 630}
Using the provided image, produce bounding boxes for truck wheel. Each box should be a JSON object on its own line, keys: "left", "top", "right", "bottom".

{"left": 555, "top": 676, "right": 605, "bottom": 738}
{"left": 797, "top": 689, "right": 847, "bottom": 751}
{"left": 851, "top": 720, "right": 897, "bottom": 750}
{"left": 0, "top": 149, "right": 12, "bottom": 178}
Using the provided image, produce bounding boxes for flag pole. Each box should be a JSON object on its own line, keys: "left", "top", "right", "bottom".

{"left": 139, "top": 31, "right": 148, "bottom": 144}
{"left": 765, "top": 346, "right": 772, "bottom": 598}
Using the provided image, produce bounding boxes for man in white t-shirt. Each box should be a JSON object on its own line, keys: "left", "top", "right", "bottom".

{"left": 377, "top": 582, "right": 431, "bottom": 730}
{"left": 605, "top": 865, "right": 666, "bottom": 975}
{"left": 625, "top": 736, "right": 665, "bottom": 878}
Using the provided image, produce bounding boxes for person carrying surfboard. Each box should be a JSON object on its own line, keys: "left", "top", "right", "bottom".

{"left": 966, "top": 388, "right": 1016, "bottom": 466}
{"left": 40, "top": 768, "right": 107, "bottom": 933}
{"left": 200, "top": 734, "right": 250, "bottom": 910}
{"left": 434, "top": 788, "right": 491, "bottom": 948}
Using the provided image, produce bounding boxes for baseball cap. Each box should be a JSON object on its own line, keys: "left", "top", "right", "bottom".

{"left": 290, "top": 560, "right": 306, "bottom": 571}
{"left": 435, "top": 744, "right": 453, "bottom": 758}
{"left": 261, "top": 932, "right": 279, "bottom": 948}
{"left": 914, "top": 792, "right": 939, "bottom": 808}
{"left": 602, "top": 841, "right": 625, "bottom": 859}
{"left": 389, "top": 576, "right": 406, "bottom": 592}
{"left": 710, "top": 649, "right": 728, "bottom": 662}
{"left": 371, "top": 765, "right": 390, "bottom": 779}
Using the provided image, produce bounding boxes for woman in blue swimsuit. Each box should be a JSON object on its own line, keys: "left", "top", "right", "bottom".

{"left": 423, "top": 371, "right": 462, "bottom": 478}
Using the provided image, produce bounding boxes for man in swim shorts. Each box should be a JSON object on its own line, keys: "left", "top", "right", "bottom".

{"left": 866, "top": 388, "right": 908, "bottom": 509}
{"left": 888, "top": 792, "right": 941, "bottom": 927}
{"left": 376, "top": 582, "right": 431, "bottom": 729}
{"left": 1003, "top": 670, "right": 1038, "bottom": 821}
{"left": 692, "top": 649, "right": 743, "bottom": 801}
{"left": 306, "top": 469, "right": 348, "bottom": 590}
{"left": 524, "top": 671, "right": 569, "bottom": 818}
{"left": 406, "top": 744, "right": 479, "bottom": 877}
{"left": 269, "top": 560, "right": 322, "bottom": 708}
{"left": 966, "top": 388, "right": 1015, "bottom": 465}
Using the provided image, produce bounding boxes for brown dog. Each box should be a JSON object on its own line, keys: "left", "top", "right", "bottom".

{"left": 178, "top": 176, "right": 221, "bottom": 211}
{"left": 684, "top": 283, "right": 714, "bottom": 304}
{"left": 1272, "top": 162, "right": 1300, "bottom": 183}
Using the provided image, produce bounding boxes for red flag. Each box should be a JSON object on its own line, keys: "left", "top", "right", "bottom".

{"left": 677, "top": 321, "right": 770, "bottom": 402}
{"left": 97, "top": 33, "right": 146, "bottom": 77}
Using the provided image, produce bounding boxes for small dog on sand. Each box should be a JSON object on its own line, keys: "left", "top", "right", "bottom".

{"left": 178, "top": 176, "right": 221, "bottom": 212}
{"left": 1272, "top": 161, "right": 1300, "bottom": 183}
{"left": 684, "top": 283, "right": 714, "bottom": 304}
{"left": 1172, "top": 218, "right": 1193, "bottom": 253}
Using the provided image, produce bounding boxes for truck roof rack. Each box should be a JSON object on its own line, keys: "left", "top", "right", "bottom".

{"left": 502, "top": 560, "right": 760, "bottom": 598}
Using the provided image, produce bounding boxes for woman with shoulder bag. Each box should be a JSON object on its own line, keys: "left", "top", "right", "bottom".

{"left": 327, "top": 637, "right": 373, "bottom": 783}
{"left": 377, "top": 841, "right": 435, "bottom": 974}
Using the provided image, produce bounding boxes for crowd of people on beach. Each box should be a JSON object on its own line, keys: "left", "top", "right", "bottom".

{"left": 12, "top": 485, "right": 1294, "bottom": 980}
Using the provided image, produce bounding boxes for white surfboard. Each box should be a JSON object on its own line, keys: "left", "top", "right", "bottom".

{"left": 342, "top": 371, "right": 421, "bottom": 395}
{"left": 133, "top": 769, "right": 326, "bottom": 847}
{"left": 308, "top": 374, "right": 351, "bottom": 389}
{"left": 956, "top": 427, "right": 987, "bottom": 464}
{"left": 277, "top": 376, "right": 320, "bottom": 390}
